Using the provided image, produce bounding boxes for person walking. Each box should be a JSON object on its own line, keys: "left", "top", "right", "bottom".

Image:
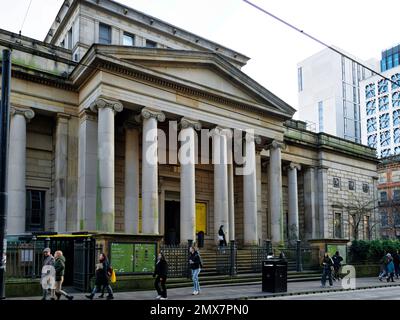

{"left": 393, "top": 250, "right": 400, "bottom": 279}
{"left": 85, "top": 253, "right": 114, "bottom": 300}
{"left": 386, "top": 253, "right": 395, "bottom": 282}
{"left": 153, "top": 252, "right": 168, "bottom": 300}
{"left": 331, "top": 251, "right": 343, "bottom": 281}
{"left": 379, "top": 252, "right": 389, "bottom": 281}
{"left": 218, "top": 225, "right": 227, "bottom": 247}
{"left": 41, "top": 247, "right": 55, "bottom": 300}
{"left": 189, "top": 246, "right": 202, "bottom": 295}
{"left": 321, "top": 252, "right": 334, "bottom": 287}
{"left": 53, "top": 251, "right": 73, "bottom": 300}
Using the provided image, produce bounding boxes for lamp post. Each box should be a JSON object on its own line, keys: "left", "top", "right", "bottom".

{"left": 0, "top": 49, "right": 12, "bottom": 300}
{"left": 32, "top": 235, "right": 37, "bottom": 279}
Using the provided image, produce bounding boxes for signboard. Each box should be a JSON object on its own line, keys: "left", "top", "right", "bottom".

{"left": 110, "top": 243, "right": 134, "bottom": 273}
{"left": 134, "top": 243, "right": 156, "bottom": 273}
{"left": 110, "top": 242, "right": 156, "bottom": 274}
{"left": 326, "top": 244, "right": 347, "bottom": 264}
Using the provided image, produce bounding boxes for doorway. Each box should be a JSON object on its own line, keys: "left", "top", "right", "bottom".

{"left": 164, "top": 200, "right": 180, "bottom": 245}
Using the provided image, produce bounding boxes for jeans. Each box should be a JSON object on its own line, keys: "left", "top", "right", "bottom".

{"left": 321, "top": 267, "right": 332, "bottom": 286}
{"left": 155, "top": 276, "right": 167, "bottom": 298}
{"left": 192, "top": 268, "right": 201, "bottom": 292}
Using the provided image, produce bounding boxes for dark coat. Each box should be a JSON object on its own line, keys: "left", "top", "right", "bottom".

{"left": 153, "top": 259, "right": 168, "bottom": 278}
{"left": 322, "top": 256, "right": 333, "bottom": 270}
{"left": 332, "top": 254, "right": 343, "bottom": 267}
{"left": 95, "top": 259, "right": 111, "bottom": 286}
{"left": 189, "top": 251, "right": 202, "bottom": 270}
{"left": 54, "top": 256, "right": 66, "bottom": 281}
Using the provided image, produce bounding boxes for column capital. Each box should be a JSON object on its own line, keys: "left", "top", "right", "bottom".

{"left": 180, "top": 117, "right": 202, "bottom": 130}
{"left": 56, "top": 113, "right": 71, "bottom": 121}
{"left": 289, "top": 162, "right": 301, "bottom": 171}
{"left": 267, "top": 140, "right": 285, "bottom": 150}
{"left": 90, "top": 97, "right": 123, "bottom": 114}
{"left": 136, "top": 107, "right": 165, "bottom": 123}
{"left": 210, "top": 126, "right": 232, "bottom": 137}
{"left": 10, "top": 107, "right": 35, "bottom": 121}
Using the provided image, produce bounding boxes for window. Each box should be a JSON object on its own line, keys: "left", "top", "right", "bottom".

{"left": 298, "top": 67, "right": 303, "bottom": 92}
{"left": 366, "top": 100, "right": 376, "bottom": 116}
{"left": 381, "top": 59, "right": 387, "bottom": 72}
{"left": 362, "top": 183, "right": 370, "bottom": 193}
{"left": 394, "top": 210, "right": 400, "bottom": 226}
{"left": 379, "top": 113, "right": 390, "bottom": 130}
{"left": 67, "top": 28, "right": 72, "bottom": 49}
{"left": 334, "top": 212, "right": 342, "bottom": 238}
{"left": 394, "top": 128, "right": 400, "bottom": 144}
{"left": 393, "top": 92, "right": 400, "bottom": 108}
{"left": 99, "top": 23, "right": 111, "bottom": 44}
{"left": 366, "top": 83, "right": 375, "bottom": 99}
{"left": 378, "top": 79, "right": 388, "bottom": 94}
{"left": 395, "top": 146, "right": 400, "bottom": 155}
{"left": 391, "top": 73, "right": 400, "bottom": 90}
{"left": 381, "top": 211, "right": 388, "bottom": 227}
{"left": 348, "top": 180, "right": 355, "bottom": 191}
{"left": 318, "top": 101, "right": 323, "bottom": 132}
{"left": 26, "top": 190, "right": 45, "bottom": 231}
{"left": 379, "top": 96, "right": 389, "bottom": 112}
{"left": 381, "top": 148, "right": 391, "bottom": 157}
{"left": 145, "top": 39, "right": 157, "bottom": 48}
{"left": 380, "top": 130, "right": 391, "bottom": 147}
{"left": 367, "top": 134, "right": 377, "bottom": 148}
{"left": 367, "top": 117, "right": 377, "bottom": 133}
{"left": 380, "top": 191, "right": 388, "bottom": 202}
{"left": 123, "top": 32, "right": 135, "bottom": 46}
{"left": 394, "top": 190, "right": 400, "bottom": 201}
{"left": 394, "top": 110, "right": 400, "bottom": 127}
{"left": 333, "top": 177, "right": 341, "bottom": 188}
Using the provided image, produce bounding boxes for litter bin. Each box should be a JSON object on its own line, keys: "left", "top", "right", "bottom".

{"left": 197, "top": 231, "right": 205, "bottom": 248}
{"left": 262, "top": 258, "right": 287, "bottom": 293}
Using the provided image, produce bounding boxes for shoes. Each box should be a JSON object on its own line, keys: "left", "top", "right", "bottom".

{"left": 67, "top": 295, "right": 74, "bottom": 300}
{"left": 106, "top": 295, "right": 114, "bottom": 300}
{"left": 160, "top": 297, "right": 168, "bottom": 300}
{"left": 156, "top": 295, "right": 161, "bottom": 299}
{"left": 99, "top": 294, "right": 104, "bottom": 298}
{"left": 55, "top": 292, "right": 61, "bottom": 300}
{"left": 50, "top": 297, "right": 55, "bottom": 301}
{"left": 379, "top": 277, "right": 383, "bottom": 282}
{"left": 85, "top": 294, "right": 94, "bottom": 300}
{"left": 192, "top": 291, "right": 198, "bottom": 295}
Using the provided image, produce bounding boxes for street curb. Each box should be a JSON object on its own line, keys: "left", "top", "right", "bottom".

{"left": 238, "top": 282, "right": 400, "bottom": 300}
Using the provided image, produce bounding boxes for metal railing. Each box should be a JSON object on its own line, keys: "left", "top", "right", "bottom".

{"left": 216, "top": 241, "right": 237, "bottom": 276}
{"left": 160, "top": 241, "right": 191, "bottom": 278}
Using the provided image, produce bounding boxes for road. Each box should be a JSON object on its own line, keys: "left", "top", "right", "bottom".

{"left": 267, "top": 286, "right": 400, "bottom": 300}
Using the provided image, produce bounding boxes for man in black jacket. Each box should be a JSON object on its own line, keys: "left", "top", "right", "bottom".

{"left": 153, "top": 252, "right": 168, "bottom": 299}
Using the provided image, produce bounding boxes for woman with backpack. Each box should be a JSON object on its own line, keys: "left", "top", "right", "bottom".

{"left": 85, "top": 253, "right": 114, "bottom": 300}
{"left": 189, "top": 245, "right": 202, "bottom": 295}
{"left": 153, "top": 252, "right": 168, "bottom": 300}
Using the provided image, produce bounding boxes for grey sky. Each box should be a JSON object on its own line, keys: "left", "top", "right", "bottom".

{"left": 1, "top": 0, "right": 399, "bottom": 112}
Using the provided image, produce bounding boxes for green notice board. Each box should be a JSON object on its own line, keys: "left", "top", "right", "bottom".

{"left": 327, "top": 244, "right": 347, "bottom": 264}
{"left": 110, "top": 243, "right": 134, "bottom": 273}
{"left": 110, "top": 242, "right": 156, "bottom": 274}
{"left": 134, "top": 243, "right": 156, "bottom": 273}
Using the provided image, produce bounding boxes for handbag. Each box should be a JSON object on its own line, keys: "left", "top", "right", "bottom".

{"left": 110, "top": 269, "right": 117, "bottom": 283}
{"left": 218, "top": 235, "right": 224, "bottom": 241}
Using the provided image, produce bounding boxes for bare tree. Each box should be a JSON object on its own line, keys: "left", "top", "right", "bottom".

{"left": 345, "top": 194, "right": 378, "bottom": 240}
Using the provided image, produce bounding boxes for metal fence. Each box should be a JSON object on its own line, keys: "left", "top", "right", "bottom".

{"left": 160, "top": 243, "right": 190, "bottom": 278}
{"left": 250, "top": 245, "right": 269, "bottom": 273}
{"left": 6, "top": 241, "right": 43, "bottom": 279}
{"left": 216, "top": 241, "right": 237, "bottom": 275}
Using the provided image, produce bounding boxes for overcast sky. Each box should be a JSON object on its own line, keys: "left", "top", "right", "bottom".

{"left": 1, "top": 0, "right": 399, "bottom": 112}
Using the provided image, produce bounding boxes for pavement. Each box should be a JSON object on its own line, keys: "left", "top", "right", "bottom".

{"left": 8, "top": 276, "right": 400, "bottom": 300}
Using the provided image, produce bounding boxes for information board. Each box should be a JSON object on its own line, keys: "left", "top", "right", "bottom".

{"left": 134, "top": 243, "right": 156, "bottom": 273}
{"left": 110, "top": 242, "right": 134, "bottom": 273}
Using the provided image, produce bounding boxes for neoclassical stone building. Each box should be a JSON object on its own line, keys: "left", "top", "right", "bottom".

{"left": 1, "top": 0, "right": 379, "bottom": 248}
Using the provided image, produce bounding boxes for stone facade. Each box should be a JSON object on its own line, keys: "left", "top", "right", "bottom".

{"left": 1, "top": 0, "right": 379, "bottom": 248}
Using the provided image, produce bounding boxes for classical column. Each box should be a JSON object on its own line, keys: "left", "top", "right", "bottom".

{"left": 77, "top": 108, "right": 97, "bottom": 231}
{"left": 243, "top": 132, "right": 258, "bottom": 245}
{"left": 317, "top": 165, "right": 329, "bottom": 238}
{"left": 304, "top": 167, "right": 317, "bottom": 240}
{"left": 54, "top": 114, "right": 70, "bottom": 232}
{"left": 288, "top": 162, "right": 301, "bottom": 241}
{"left": 212, "top": 127, "right": 230, "bottom": 243}
{"left": 256, "top": 152, "right": 263, "bottom": 242}
{"left": 124, "top": 120, "right": 140, "bottom": 234}
{"left": 269, "top": 140, "right": 284, "bottom": 244}
{"left": 7, "top": 107, "right": 34, "bottom": 235}
{"left": 90, "top": 98, "right": 123, "bottom": 232}
{"left": 139, "top": 107, "right": 165, "bottom": 234}
{"left": 227, "top": 144, "right": 235, "bottom": 241}
{"left": 179, "top": 118, "right": 201, "bottom": 243}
